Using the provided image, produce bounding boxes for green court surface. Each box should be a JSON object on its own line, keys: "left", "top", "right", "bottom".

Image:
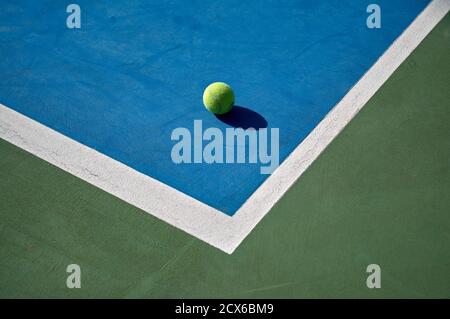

{"left": 0, "top": 15, "right": 449, "bottom": 298}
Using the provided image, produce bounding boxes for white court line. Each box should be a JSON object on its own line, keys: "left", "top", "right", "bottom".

{"left": 1, "top": 0, "right": 448, "bottom": 254}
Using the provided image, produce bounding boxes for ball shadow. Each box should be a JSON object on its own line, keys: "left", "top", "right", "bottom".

{"left": 215, "top": 106, "right": 268, "bottom": 130}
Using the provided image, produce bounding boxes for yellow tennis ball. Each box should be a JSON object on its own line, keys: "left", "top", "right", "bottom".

{"left": 203, "top": 82, "right": 235, "bottom": 115}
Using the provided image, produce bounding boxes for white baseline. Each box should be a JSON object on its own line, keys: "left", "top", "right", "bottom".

{"left": 1, "top": 0, "right": 448, "bottom": 254}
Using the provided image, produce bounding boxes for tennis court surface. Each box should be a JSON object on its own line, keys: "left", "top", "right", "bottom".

{"left": 0, "top": 1, "right": 449, "bottom": 297}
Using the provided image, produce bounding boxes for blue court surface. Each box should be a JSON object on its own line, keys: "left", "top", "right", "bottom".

{"left": 0, "top": 0, "right": 430, "bottom": 215}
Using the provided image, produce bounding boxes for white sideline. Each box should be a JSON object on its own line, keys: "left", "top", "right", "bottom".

{"left": 1, "top": 0, "right": 448, "bottom": 254}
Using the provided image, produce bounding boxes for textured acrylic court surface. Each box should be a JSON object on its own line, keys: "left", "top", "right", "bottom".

{"left": 0, "top": 0, "right": 431, "bottom": 214}
{"left": 0, "top": 13, "right": 449, "bottom": 298}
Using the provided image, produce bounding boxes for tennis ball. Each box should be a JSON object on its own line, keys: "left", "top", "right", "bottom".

{"left": 203, "top": 82, "right": 235, "bottom": 115}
